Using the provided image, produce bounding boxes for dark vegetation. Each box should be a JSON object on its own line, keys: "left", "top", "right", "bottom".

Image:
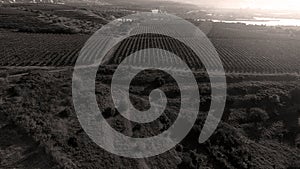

{"left": 0, "top": 5, "right": 78, "bottom": 34}
{"left": 1, "top": 67, "right": 300, "bottom": 169}
{"left": 0, "top": 4, "right": 131, "bottom": 34}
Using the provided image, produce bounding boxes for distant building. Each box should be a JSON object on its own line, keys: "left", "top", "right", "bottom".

{"left": 116, "top": 18, "right": 133, "bottom": 23}
{"left": 151, "top": 9, "right": 159, "bottom": 14}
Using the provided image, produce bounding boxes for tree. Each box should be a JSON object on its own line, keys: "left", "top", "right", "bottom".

{"left": 244, "top": 108, "right": 269, "bottom": 141}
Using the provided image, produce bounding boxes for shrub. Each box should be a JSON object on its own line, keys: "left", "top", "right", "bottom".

{"left": 247, "top": 108, "right": 269, "bottom": 124}
{"left": 290, "top": 87, "right": 300, "bottom": 104}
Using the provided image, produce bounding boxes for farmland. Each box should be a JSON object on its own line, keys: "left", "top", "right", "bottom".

{"left": 1, "top": 26, "right": 300, "bottom": 74}
{"left": 1, "top": 3, "right": 300, "bottom": 73}
{"left": 0, "top": 30, "right": 88, "bottom": 66}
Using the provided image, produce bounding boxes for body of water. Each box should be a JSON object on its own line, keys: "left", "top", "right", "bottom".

{"left": 213, "top": 17, "right": 300, "bottom": 26}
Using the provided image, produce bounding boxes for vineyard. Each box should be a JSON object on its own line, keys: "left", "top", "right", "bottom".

{"left": 213, "top": 38, "right": 300, "bottom": 73}
{"left": 105, "top": 21, "right": 300, "bottom": 74}
{"left": 0, "top": 31, "right": 88, "bottom": 66}
{"left": 1, "top": 3, "right": 300, "bottom": 74}
{"left": 0, "top": 21, "right": 300, "bottom": 74}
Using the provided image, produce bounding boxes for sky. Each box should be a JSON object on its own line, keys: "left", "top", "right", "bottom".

{"left": 170, "top": 0, "right": 300, "bottom": 10}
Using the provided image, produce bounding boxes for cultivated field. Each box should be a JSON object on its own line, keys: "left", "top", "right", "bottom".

{"left": 1, "top": 28, "right": 300, "bottom": 74}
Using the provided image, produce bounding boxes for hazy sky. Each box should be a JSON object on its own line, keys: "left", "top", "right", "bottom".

{"left": 171, "top": 0, "right": 300, "bottom": 10}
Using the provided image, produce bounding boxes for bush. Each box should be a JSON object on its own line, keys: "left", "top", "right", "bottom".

{"left": 17, "top": 26, "right": 78, "bottom": 34}
{"left": 247, "top": 108, "right": 269, "bottom": 124}
{"left": 242, "top": 108, "right": 269, "bottom": 141}
{"left": 290, "top": 87, "right": 300, "bottom": 104}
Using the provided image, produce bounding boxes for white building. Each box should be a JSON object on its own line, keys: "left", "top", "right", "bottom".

{"left": 151, "top": 9, "right": 159, "bottom": 14}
